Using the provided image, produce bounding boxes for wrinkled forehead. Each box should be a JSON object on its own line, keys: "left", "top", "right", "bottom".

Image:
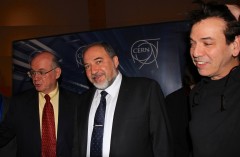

{"left": 83, "top": 46, "right": 109, "bottom": 59}
{"left": 31, "top": 53, "right": 54, "bottom": 69}
{"left": 31, "top": 52, "right": 53, "bottom": 62}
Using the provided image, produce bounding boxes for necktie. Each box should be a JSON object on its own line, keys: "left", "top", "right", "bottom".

{"left": 90, "top": 91, "right": 108, "bottom": 157}
{"left": 42, "top": 94, "right": 56, "bottom": 157}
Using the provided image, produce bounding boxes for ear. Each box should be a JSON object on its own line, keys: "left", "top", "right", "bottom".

{"left": 113, "top": 56, "right": 119, "bottom": 68}
{"left": 55, "top": 67, "right": 62, "bottom": 79}
{"left": 232, "top": 35, "right": 240, "bottom": 57}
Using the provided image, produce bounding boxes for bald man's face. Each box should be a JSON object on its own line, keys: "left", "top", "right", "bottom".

{"left": 30, "top": 52, "right": 61, "bottom": 94}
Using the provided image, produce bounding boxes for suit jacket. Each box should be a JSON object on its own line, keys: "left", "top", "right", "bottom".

{"left": 73, "top": 76, "right": 173, "bottom": 157}
{"left": 0, "top": 94, "right": 17, "bottom": 157}
{"left": 165, "top": 87, "right": 192, "bottom": 157}
{"left": 1, "top": 95, "right": 10, "bottom": 118}
{"left": 0, "top": 87, "right": 80, "bottom": 157}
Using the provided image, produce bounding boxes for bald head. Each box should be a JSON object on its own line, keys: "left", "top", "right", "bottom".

{"left": 30, "top": 51, "right": 59, "bottom": 68}
{"left": 29, "top": 51, "right": 61, "bottom": 94}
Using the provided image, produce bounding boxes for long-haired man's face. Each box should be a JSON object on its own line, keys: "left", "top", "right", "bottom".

{"left": 190, "top": 17, "right": 239, "bottom": 80}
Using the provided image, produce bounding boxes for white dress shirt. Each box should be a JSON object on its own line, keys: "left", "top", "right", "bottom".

{"left": 86, "top": 72, "right": 122, "bottom": 157}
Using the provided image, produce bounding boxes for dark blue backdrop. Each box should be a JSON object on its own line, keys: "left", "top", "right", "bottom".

{"left": 12, "top": 20, "right": 190, "bottom": 97}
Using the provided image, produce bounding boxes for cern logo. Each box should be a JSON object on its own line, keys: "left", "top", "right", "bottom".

{"left": 131, "top": 38, "right": 160, "bottom": 69}
{"left": 75, "top": 45, "right": 86, "bottom": 68}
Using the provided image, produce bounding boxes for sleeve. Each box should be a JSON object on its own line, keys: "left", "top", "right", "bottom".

{"left": 0, "top": 97, "right": 16, "bottom": 147}
{"left": 149, "top": 80, "right": 174, "bottom": 157}
{"left": 72, "top": 100, "right": 80, "bottom": 157}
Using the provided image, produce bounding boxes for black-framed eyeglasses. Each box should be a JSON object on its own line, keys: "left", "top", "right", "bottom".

{"left": 27, "top": 67, "right": 57, "bottom": 78}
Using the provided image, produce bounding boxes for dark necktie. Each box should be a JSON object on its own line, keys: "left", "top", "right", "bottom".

{"left": 42, "top": 94, "right": 56, "bottom": 157}
{"left": 90, "top": 91, "right": 108, "bottom": 157}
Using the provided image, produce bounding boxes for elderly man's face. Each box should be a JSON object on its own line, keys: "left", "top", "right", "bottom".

{"left": 30, "top": 52, "right": 61, "bottom": 94}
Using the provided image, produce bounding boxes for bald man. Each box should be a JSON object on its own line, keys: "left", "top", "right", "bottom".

{"left": 0, "top": 51, "right": 80, "bottom": 157}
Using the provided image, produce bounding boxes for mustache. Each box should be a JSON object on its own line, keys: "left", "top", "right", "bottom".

{"left": 91, "top": 72, "right": 103, "bottom": 79}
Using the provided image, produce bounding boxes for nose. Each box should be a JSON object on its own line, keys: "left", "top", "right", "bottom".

{"left": 32, "top": 73, "right": 42, "bottom": 81}
{"left": 90, "top": 64, "right": 99, "bottom": 74}
{"left": 191, "top": 43, "right": 203, "bottom": 58}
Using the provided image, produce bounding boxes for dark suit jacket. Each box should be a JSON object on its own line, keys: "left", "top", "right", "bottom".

{"left": 0, "top": 88, "right": 80, "bottom": 157}
{"left": 0, "top": 94, "right": 17, "bottom": 157}
{"left": 73, "top": 76, "right": 173, "bottom": 157}
{"left": 165, "top": 87, "right": 192, "bottom": 157}
{"left": 1, "top": 95, "right": 10, "bottom": 118}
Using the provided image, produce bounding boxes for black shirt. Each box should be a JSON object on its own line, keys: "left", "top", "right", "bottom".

{"left": 189, "top": 66, "right": 240, "bottom": 157}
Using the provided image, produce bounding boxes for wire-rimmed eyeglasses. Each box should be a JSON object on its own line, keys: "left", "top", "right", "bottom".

{"left": 27, "top": 67, "right": 57, "bottom": 78}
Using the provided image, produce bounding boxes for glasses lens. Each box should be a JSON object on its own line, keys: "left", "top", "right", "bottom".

{"left": 27, "top": 68, "right": 56, "bottom": 78}
{"left": 27, "top": 71, "right": 32, "bottom": 78}
{"left": 27, "top": 70, "right": 39, "bottom": 78}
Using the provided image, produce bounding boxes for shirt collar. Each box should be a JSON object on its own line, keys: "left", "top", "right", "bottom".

{"left": 39, "top": 83, "right": 59, "bottom": 99}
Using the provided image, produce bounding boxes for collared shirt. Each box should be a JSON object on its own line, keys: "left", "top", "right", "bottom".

{"left": 87, "top": 72, "right": 122, "bottom": 157}
{"left": 39, "top": 84, "right": 59, "bottom": 137}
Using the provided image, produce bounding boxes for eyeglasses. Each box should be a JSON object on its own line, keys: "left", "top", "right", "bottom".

{"left": 27, "top": 67, "right": 57, "bottom": 78}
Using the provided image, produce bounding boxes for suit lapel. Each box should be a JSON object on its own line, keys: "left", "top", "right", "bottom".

{"left": 26, "top": 90, "right": 42, "bottom": 154}
{"left": 112, "top": 76, "right": 129, "bottom": 122}
{"left": 57, "top": 89, "right": 65, "bottom": 143}
{"left": 57, "top": 88, "right": 73, "bottom": 153}
{"left": 80, "top": 88, "right": 96, "bottom": 156}
{"left": 110, "top": 77, "right": 130, "bottom": 155}
{"left": 29, "top": 90, "right": 41, "bottom": 133}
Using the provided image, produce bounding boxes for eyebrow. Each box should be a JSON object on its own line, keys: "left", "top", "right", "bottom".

{"left": 83, "top": 57, "right": 103, "bottom": 65}
{"left": 201, "top": 37, "right": 214, "bottom": 40}
{"left": 30, "top": 68, "right": 46, "bottom": 71}
{"left": 94, "top": 57, "right": 103, "bottom": 61}
{"left": 190, "top": 36, "right": 214, "bottom": 42}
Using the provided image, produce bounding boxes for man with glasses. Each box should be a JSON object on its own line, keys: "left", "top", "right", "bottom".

{"left": 0, "top": 51, "right": 80, "bottom": 157}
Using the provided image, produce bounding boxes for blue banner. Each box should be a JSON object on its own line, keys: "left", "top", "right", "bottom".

{"left": 12, "top": 21, "right": 190, "bottom": 97}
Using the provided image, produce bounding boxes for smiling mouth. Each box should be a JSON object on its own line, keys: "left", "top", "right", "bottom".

{"left": 196, "top": 61, "right": 206, "bottom": 65}
{"left": 92, "top": 74, "right": 103, "bottom": 82}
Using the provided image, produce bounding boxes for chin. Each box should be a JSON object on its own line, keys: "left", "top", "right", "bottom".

{"left": 35, "top": 87, "right": 41, "bottom": 92}
{"left": 198, "top": 71, "right": 211, "bottom": 77}
{"left": 94, "top": 81, "right": 109, "bottom": 90}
